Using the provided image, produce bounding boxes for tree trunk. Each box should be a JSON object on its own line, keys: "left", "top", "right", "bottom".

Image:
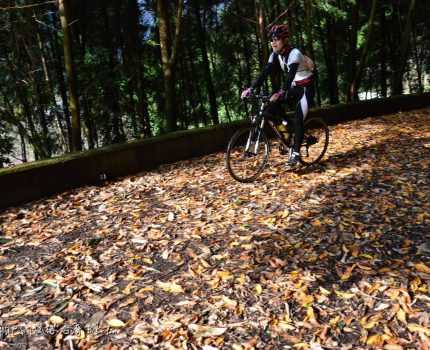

{"left": 21, "top": 32, "right": 52, "bottom": 158}
{"left": 346, "top": 1, "right": 359, "bottom": 102}
{"left": 326, "top": 17, "right": 339, "bottom": 104}
{"left": 193, "top": 1, "right": 219, "bottom": 125}
{"left": 348, "top": 0, "right": 377, "bottom": 101}
{"left": 102, "top": 4, "right": 124, "bottom": 144}
{"left": 59, "top": 0, "right": 81, "bottom": 151}
{"left": 7, "top": 23, "right": 44, "bottom": 160}
{"left": 19, "top": 128, "right": 27, "bottom": 163}
{"left": 379, "top": 2, "right": 388, "bottom": 98}
{"left": 51, "top": 15, "right": 73, "bottom": 149}
{"left": 304, "top": 0, "right": 321, "bottom": 106}
{"left": 157, "top": 0, "right": 184, "bottom": 132}
{"left": 255, "top": 0, "right": 269, "bottom": 65}
{"left": 36, "top": 22, "right": 68, "bottom": 151}
{"left": 393, "top": 0, "right": 416, "bottom": 95}
{"left": 412, "top": 17, "right": 423, "bottom": 93}
{"left": 124, "top": 0, "right": 152, "bottom": 137}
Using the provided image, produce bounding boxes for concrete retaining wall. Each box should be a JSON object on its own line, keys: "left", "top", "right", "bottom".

{"left": 1, "top": 93, "right": 429, "bottom": 210}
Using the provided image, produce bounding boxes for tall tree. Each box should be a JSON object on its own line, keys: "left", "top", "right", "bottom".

{"left": 304, "top": 0, "right": 321, "bottom": 106}
{"left": 391, "top": 0, "right": 416, "bottom": 95}
{"left": 348, "top": 0, "right": 377, "bottom": 102}
{"left": 157, "top": 0, "right": 184, "bottom": 132}
{"left": 192, "top": 0, "right": 219, "bottom": 125}
{"left": 59, "top": 0, "right": 81, "bottom": 151}
{"left": 379, "top": 2, "right": 388, "bottom": 98}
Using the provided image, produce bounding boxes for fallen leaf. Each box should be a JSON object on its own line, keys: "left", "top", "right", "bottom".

{"left": 367, "top": 334, "right": 384, "bottom": 346}
{"left": 384, "top": 345, "right": 404, "bottom": 350}
{"left": 188, "top": 324, "right": 227, "bottom": 338}
{"left": 107, "top": 319, "right": 126, "bottom": 328}
{"left": 156, "top": 281, "right": 184, "bottom": 294}
{"left": 255, "top": 284, "right": 262, "bottom": 295}
{"left": 407, "top": 323, "right": 430, "bottom": 336}
{"left": 49, "top": 315, "right": 64, "bottom": 326}
{"left": 414, "top": 262, "right": 430, "bottom": 274}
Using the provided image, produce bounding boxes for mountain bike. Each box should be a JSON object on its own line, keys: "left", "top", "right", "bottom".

{"left": 226, "top": 93, "right": 329, "bottom": 183}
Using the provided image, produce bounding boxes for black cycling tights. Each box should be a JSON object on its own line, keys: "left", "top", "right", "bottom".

{"left": 262, "top": 84, "right": 315, "bottom": 153}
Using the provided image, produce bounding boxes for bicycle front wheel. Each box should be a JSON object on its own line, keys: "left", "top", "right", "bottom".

{"left": 299, "top": 117, "right": 329, "bottom": 166}
{"left": 226, "top": 126, "right": 270, "bottom": 182}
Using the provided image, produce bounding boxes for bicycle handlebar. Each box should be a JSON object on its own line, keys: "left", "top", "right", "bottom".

{"left": 242, "top": 93, "right": 271, "bottom": 103}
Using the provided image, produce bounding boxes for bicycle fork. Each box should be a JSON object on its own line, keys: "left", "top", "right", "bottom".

{"left": 245, "top": 113, "right": 265, "bottom": 154}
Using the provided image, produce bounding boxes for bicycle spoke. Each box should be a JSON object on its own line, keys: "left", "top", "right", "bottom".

{"left": 226, "top": 127, "right": 269, "bottom": 182}
{"left": 300, "top": 118, "right": 329, "bottom": 166}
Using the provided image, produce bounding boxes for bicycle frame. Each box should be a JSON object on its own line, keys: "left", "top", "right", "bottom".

{"left": 245, "top": 94, "right": 292, "bottom": 153}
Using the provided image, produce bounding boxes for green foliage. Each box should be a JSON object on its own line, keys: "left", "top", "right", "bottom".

{"left": 0, "top": 121, "right": 13, "bottom": 167}
{"left": 314, "top": 0, "right": 348, "bottom": 20}
{"left": 0, "top": 0, "right": 428, "bottom": 167}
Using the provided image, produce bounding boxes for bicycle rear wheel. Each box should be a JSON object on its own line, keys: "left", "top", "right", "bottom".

{"left": 299, "top": 117, "right": 329, "bottom": 166}
{"left": 226, "top": 126, "right": 270, "bottom": 182}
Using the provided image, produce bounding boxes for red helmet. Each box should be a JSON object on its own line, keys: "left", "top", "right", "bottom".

{"left": 268, "top": 24, "right": 289, "bottom": 40}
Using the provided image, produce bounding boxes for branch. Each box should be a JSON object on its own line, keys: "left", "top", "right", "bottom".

{"left": 0, "top": 1, "right": 56, "bottom": 11}
{"left": 265, "top": 0, "right": 296, "bottom": 30}
{"left": 241, "top": 14, "right": 257, "bottom": 24}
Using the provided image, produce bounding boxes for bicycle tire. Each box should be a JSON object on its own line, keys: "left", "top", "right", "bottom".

{"left": 299, "top": 117, "right": 329, "bottom": 166}
{"left": 226, "top": 126, "right": 270, "bottom": 182}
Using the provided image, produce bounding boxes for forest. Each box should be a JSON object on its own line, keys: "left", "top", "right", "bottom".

{"left": 0, "top": 0, "right": 429, "bottom": 167}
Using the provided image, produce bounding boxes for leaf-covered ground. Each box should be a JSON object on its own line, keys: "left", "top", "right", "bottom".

{"left": 1, "top": 108, "right": 430, "bottom": 350}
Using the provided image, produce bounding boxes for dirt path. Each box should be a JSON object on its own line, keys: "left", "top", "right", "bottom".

{"left": 1, "top": 108, "right": 429, "bottom": 349}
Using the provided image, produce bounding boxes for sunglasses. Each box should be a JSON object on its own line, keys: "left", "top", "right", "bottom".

{"left": 270, "top": 36, "right": 281, "bottom": 42}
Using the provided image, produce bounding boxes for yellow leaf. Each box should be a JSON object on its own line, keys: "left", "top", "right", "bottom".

{"left": 319, "top": 287, "right": 331, "bottom": 296}
{"left": 407, "top": 323, "right": 430, "bottom": 336}
{"left": 312, "top": 219, "right": 322, "bottom": 227}
{"left": 278, "top": 321, "right": 295, "bottom": 331}
{"left": 255, "top": 284, "right": 263, "bottom": 295}
{"left": 49, "top": 315, "right": 64, "bottom": 326}
{"left": 339, "top": 264, "right": 356, "bottom": 281}
{"left": 107, "top": 319, "right": 126, "bottom": 328}
{"left": 357, "top": 263, "right": 372, "bottom": 271}
{"left": 360, "top": 315, "right": 380, "bottom": 330}
{"left": 188, "top": 324, "right": 227, "bottom": 338}
{"left": 236, "top": 274, "right": 246, "bottom": 285}
{"left": 366, "top": 334, "right": 384, "bottom": 346}
{"left": 363, "top": 320, "right": 379, "bottom": 330}
{"left": 329, "top": 316, "right": 340, "bottom": 326}
{"left": 217, "top": 271, "right": 233, "bottom": 281}
{"left": 138, "top": 286, "right": 154, "bottom": 293}
{"left": 4, "top": 306, "right": 29, "bottom": 317}
{"left": 335, "top": 291, "right": 355, "bottom": 299}
{"left": 42, "top": 279, "right": 59, "bottom": 289}
{"left": 156, "top": 281, "right": 184, "bottom": 294}
{"left": 384, "top": 345, "right": 404, "bottom": 350}
{"left": 215, "top": 296, "right": 238, "bottom": 310}
{"left": 296, "top": 292, "right": 314, "bottom": 306}
{"left": 385, "top": 288, "right": 400, "bottom": 300}
{"left": 306, "top": 307, "right": 316, "bottom": 321}
{"left": 1, "top": 264, "right": 16, "bottom": 270}
{"left": 396, "top": 308, "right": 407, "bottom": 324}
{"left": 414, "top": 262, "right": 430, "bottom": 274}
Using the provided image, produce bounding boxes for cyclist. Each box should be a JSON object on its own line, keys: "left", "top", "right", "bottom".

{"left": 241, "top": 24, "right": 315, "bottom": 166}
